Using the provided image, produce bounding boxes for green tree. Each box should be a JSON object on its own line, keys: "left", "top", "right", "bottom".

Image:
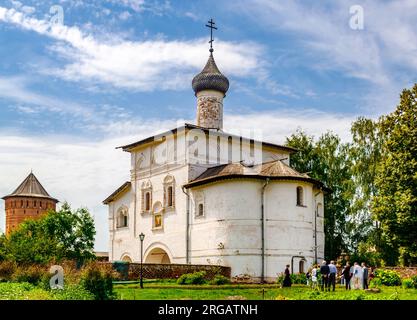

{"left": 348, "top": 117, "right": 383, "bottom": 251}
{"left": 3, "top": 202, "right": 96, "bottom": 265}
{"left": 286, "top": 130, "right": 354, "bottom": 260}
{"left": 372, "top": 84, "right": 417, "bottom": 266}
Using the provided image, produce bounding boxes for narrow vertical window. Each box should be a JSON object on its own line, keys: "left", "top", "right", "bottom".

{"left": 227, "top": 136, "right": 233, "bottom": 164}
{"left": 167, "top": 186, "right": 173, "bottom": 207}
{"left": 296, "top": 186, "right": 304, "bottom": 206}
{"left": 198, "top": 203, "right": 204, "bottom": 216}
{"left": 145, "top": 192, "right": 151, "bottom": 211}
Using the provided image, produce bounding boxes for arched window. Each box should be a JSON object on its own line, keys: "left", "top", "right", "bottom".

{"left": 116, "top": 207, "right": 128, "bottom": 228}
{"left": 39, "top": 201, "right": 42, "bottom": 209}
{"left": 317, "top": 203, "right": 323, "bottom": 217}
{"left": 21, "top": 200, "right": 23, "bottom": 208}
{"left": 163, "top": 175, "right": 175, "bottom": 209}
{"left": 296, "top": 186, "right": 304, "bottom": 206}
{"left": 167, "top": 186, "right": 173, "bottom": 206}
{"left": 141, "top": 180, "right": 152, "bottom": 213}
{"left": 145, "top": 192, "right": 151, "bottom": 211}
{"left": 194, "top": 192, "right": 205, "bottom": 217}
{"left": 34, "top": 200, "right": 37, "bottom": 208}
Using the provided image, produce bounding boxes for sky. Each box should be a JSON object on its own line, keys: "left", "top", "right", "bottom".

{"left": 1, "top": 0, "right": 417, "bottom": 250}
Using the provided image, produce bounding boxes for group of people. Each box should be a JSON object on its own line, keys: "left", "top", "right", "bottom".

{"left": 341, "top": 262, "right": 372, "bottom": 290}
{"left": 282, "top": 260, "right": 372, "bottom": 291}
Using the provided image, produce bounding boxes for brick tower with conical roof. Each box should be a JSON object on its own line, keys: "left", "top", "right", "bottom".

{"left": 2, "top": 172, "right": 58, "bottom": 235}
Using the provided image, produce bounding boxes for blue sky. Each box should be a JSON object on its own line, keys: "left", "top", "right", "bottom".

{"left": 1, "top": 0, "right": 417, "bottom": 250}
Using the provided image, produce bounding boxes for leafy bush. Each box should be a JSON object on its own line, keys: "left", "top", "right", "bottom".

{"left": 12, "top": 265, "right": 48, "bottom": 285}
{"left": 369, "top": 278, "right": 382, "bottom": 288}
{"left": 80, "top": 263, "right": 115, "bottom": 300}
{"left": 277, "top": 272, "right": 307, "bottom": 285}
{"left": 373, "top": 269, "right": 401, "bottom": 286}
{"left": 0, "top": 261, "right": 17, "bottom": 281}
{"left": 209, "top": 274, "right": 230, "bottom": 285}
{"left": 402, "top": 278, "right": 414, "bottom": 289}
{"left": 402, "top": 276, "right": 417, "bottom": 289}
{"left": 177, "top": 271, "right": 207, "bottom": 285}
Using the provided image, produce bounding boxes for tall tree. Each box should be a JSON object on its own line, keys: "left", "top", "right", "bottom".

{"left": 286, "top": 130, "right": 354, "bottom": 260}
{"left": 348, "top": 117, "right": 383, "bottom": 250}
{"left": 373, "top": 84, "right": 417, "bottom": 266}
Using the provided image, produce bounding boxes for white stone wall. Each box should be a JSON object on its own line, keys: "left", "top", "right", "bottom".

{"left": 107, "top": 131, "right": 324, "bottom": 282}
{"left": 188, "top": 179, "right": 325, "bottom": 282}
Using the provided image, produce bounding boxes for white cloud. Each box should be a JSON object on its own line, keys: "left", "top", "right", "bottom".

{"left": 0, "top": 6, "right": 265, "bottom": 91}
{"left": 232, "top": 0, "right": 417, "bottom": 112}
{"left": 111, "top": 0, "right": 145, "bottom": 13}
{"left": 118, "top": 10, "right": 132, "bottom": 20}
{"left": 0, "top": 76, "right": 93, "bottom": 118}
{"left": 225, "top": 109, "right": 356, "bottom": 143}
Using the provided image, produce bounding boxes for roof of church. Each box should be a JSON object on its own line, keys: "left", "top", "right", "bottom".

{"left": 192, "top": 53, "right": 229, "bottom": 95}
{"left": 117, "top": 123, "right": 297, "bottom": 154}
{"left": 103, "top": 181, "right": 131, "bottom": 204}
{"left": 2, "top": 172, "right": 58, "bottom": 202}
{"left": 183, "top": 160, "right": 330, "bottom": 191}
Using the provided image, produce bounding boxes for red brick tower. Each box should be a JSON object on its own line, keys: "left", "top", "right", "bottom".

{"left": 2, "top": 172, "right": 58, "bottom": 235}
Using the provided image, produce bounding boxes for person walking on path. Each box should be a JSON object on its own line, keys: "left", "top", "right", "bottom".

{"left": 342, "top": 262, "right": 352, "bottom": 290}
{"left": 320, "top": 260, "right": 330, "bottom": 291}
{"left": 283, "top": 264, "right": 292, "bottom": 287}
{"left": 362, "top": 262, "right": 369, "bottom": 289}
{"left": 328, "top": 260, "right": 337, "bottom": 291}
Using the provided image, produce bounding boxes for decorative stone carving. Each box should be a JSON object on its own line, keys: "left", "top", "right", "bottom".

{"left": 197, "top": 94, "right": 223, "bottom": 129}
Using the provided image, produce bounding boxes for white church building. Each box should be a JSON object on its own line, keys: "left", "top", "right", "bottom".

{"left": 104, "top": 41, "right": 327, "bottom": 282}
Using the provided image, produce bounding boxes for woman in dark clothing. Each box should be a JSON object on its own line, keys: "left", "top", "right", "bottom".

{"left": 342, "top": 262, "right": 352, "bottom": 290}
{"left": 283, "top": 264, "right": 292, "bottom": 287}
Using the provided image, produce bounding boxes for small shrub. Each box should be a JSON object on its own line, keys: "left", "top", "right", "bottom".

{"left": 402, "top": 278, "right": 414, "bottom": 289}
{"left": 12, "top": 265, "right": 48, "bottom": 285}
{"left": 291, "top": 273, "right": 307, "bottom": 284}
{"left": 177, "top": 271, "right": 207, "bottom": 285}
{"left": 369, "top": 277, "right": 382, "bottom": 288}
{"left": 0, "top": 261, "right": 17, "bottom": 281}
{"left": 402, "top": 276, "right": 417, "bottom": 289}
{"left": 210, "top": 274, "right": 230, "bottom": 285}
{"left": 373, "top": 269, "right": 401, "bottom": 286}
{"left": 80, "top": 263, "right": 115, "bottom": 300}
{"left": 276, "top": 272, "right": 307, "bottom": 285}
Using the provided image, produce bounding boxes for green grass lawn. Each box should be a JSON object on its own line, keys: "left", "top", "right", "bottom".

{"left": 114, "top": 283, "right": 417, "bottom": 300}
{"left": 0, "top": 282, "right": 94, "bottom": 300}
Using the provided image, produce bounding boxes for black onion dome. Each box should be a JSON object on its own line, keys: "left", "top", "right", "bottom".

{"left": 192, "top": 53, "right": 229, "bottom": 95}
